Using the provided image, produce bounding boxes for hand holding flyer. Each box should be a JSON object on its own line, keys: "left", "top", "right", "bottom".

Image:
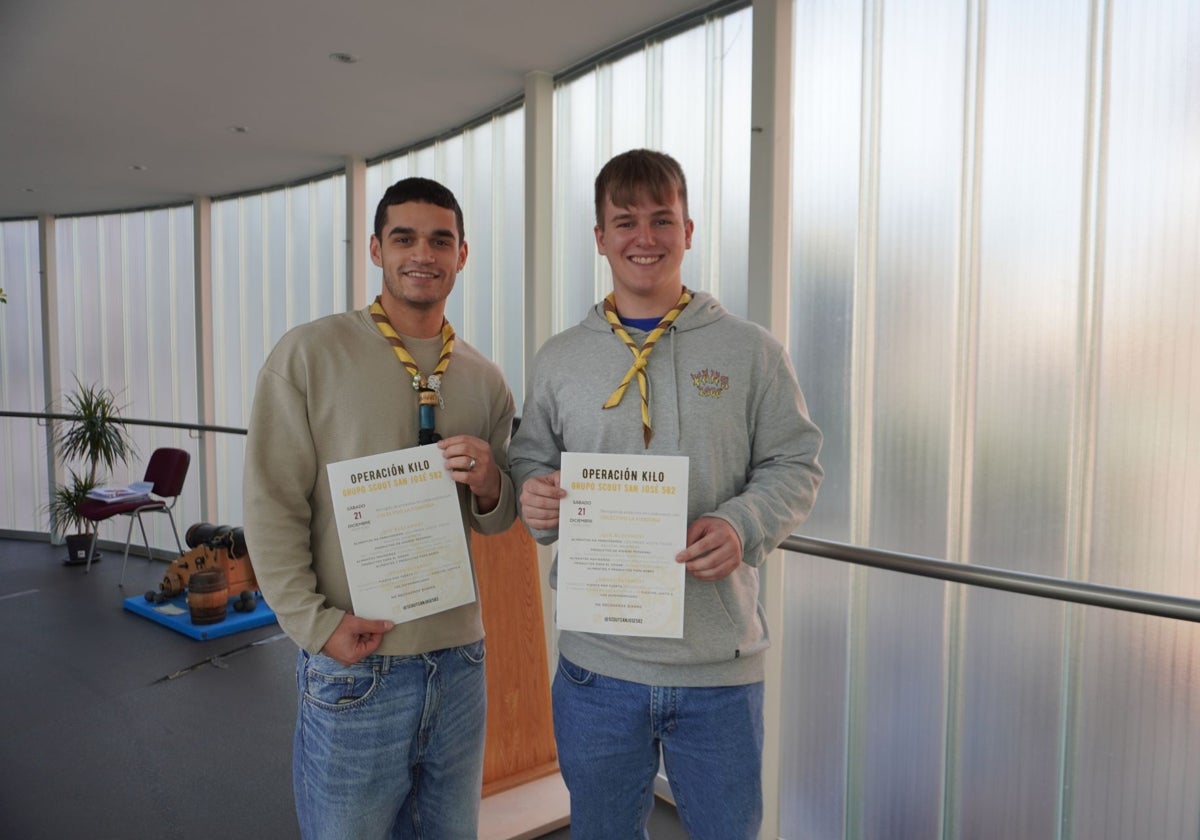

{"left": 557, "top": 452, "right": 689, "bottom": 638}
{"left": 326, "top": 444, "right": 474, "bottom": 624}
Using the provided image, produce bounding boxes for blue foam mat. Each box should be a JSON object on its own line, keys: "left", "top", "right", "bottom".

{"left": 123, "top": 591, "right": 277, "bottom": 640}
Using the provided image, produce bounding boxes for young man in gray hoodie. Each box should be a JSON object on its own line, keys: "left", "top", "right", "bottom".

{"left": 510, "top": 149, "right": 823, "bottom": 839}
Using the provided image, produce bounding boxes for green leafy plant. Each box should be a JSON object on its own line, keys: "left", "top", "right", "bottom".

{"left": 55, "top": 380, "right": 137, "bottom": 487}
{"left": 46, "top": 380, "right": 137, "bottom": 539}
{"left": 0, "top": 288, "right": 7, "bottom": 303}
{"left": 45, "top": 470, "right": 99, "bottom": 536}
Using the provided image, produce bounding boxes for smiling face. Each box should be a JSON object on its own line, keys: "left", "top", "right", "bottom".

{"left": 370, "top": 200, "right": 467, "bottom": 335}
{"left": 594, "top": 186, "right": 694, "bottom": 318}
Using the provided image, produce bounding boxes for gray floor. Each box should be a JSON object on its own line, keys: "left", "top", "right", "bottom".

{"left": 0, "top": 537, "right": 686, "bottom": 840}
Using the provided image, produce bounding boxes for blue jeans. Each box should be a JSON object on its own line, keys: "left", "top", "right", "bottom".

{"left": 552, "top": 655, "right": 764, "bottom": 840}
{"left": 293, "top": 641, "right": 487, "bottom": 840}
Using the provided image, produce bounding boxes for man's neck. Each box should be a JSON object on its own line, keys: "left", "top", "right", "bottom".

{"left": 611, "top": 283, "right": 685, "bottom": 320}
{"left": 379, "top": 298, "right": 445, "bottom": 338}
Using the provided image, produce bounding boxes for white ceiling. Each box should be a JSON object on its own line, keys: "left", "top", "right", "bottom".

{"left": 0, "top": 0, "right": 722, "bottom": 219}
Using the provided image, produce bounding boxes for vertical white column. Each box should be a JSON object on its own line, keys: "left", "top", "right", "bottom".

{"left": 525, "top": 71, "right": 555, "bottom": 356}
{"left": 345, "top": 156, "right": 369, "bottom": 310}
{"left": 193, "top": 196, "right": 217, "bottom": 522}
{"left": 748, "top": 0, "right": 794, "bottom": 836}
{"left": 524, "top": 69, "right": 558, "bottom": 685}
{"left": 39, "top": 214, "right": 63, "bottom": 541}
{"left": 748, "top": 0, "right": 794, "bottom": 340}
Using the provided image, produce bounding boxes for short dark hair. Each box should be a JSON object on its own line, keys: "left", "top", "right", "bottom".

{"left": 594, "top": 149, "right": 690, "bottom": 228}
{"left": 373, "top": 177, "right": 465, "bottom": 242}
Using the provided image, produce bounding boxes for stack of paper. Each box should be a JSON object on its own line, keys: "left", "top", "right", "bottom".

{"left": 86, "top": 485, "right": 151, "bottom": 503}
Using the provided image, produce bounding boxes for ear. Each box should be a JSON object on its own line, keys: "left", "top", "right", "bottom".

{"left": 369, "top": 235, "right": 383, "bottom": 268}
{"left": 457, "top": 240, "right": 469, "bottom": 272}
{"left": 683, "top": 218, "right": 695, "bottom": 250}
{"left": 594, "top": 224, "right": 606, "bottom": 255}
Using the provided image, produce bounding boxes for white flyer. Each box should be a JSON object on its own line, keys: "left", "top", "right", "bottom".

{"left": 557, "top": 452, "right": 689, "bottom": 638}
{"left": 326, "top": 444, "right": 474, "bottom": 623}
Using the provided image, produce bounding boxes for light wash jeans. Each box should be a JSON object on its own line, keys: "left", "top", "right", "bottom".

{"left": 293, "top": 641, "right": 487, "bottom": 840}
{"left": 552, "top": 655, "right": 764, "bottom": 840}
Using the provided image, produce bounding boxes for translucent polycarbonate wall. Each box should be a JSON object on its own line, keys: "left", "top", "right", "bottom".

{"left": 51, "top": 207, "right": 199, "bottom": 545}
{"left": 1071, "top": 0, "right": 1200, "bottom": 835}
{"left": 366, "top": 107, "right": 526, "bottom": 408}
{"left": 956, "top": 2, "right": 1091, "bottom": 836}
{"left": 211, "top": 175, "right": 345, "bottom": 524}
{"left": 783, "top": 1, "right": 1200, "bottom": 838}
{"left": 553, "top": 6, "right": 753, "bottom": 332}
{"left": 0, "top": 219, "right": 46, "bottom": 532}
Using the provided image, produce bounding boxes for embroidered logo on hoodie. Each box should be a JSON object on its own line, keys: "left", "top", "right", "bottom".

{"left": 690, "top": 368, "right": 729, "bottom": 398}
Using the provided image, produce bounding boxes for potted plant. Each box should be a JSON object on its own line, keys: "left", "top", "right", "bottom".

{"left": 46, "top": 470, "right": 100, "bottom": 564}
{"left": 45, "top": 380, "right": 137, "bottom": 564}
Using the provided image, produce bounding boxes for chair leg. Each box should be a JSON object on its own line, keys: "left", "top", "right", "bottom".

{"left": 119, "top": 514, "right": 139, "bottom": 588}
{"left": 136, "top": 514, "right": 154, "bottom": 565}
{"left": 166, "top": 509, "right": 184, "bottom": 555}
{"left": 84, "top": 529, "right": 100, "bottom": 573}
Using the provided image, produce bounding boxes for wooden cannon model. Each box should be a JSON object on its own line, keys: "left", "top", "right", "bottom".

{"left": 145, "top": 523, "right": 260, "bottom": 624}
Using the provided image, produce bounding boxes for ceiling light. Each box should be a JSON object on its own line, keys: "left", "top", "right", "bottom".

{"left": 329, "top": 52, "right": 359, "bottom": 64}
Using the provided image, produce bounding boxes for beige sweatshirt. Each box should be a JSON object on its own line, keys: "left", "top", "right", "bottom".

{"left": 243, "top": 307, "right": 516, "bottom": 655}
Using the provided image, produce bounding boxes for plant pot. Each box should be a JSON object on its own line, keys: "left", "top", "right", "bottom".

{"left": 63, "top": 533, "right": 100, "bottom": 566}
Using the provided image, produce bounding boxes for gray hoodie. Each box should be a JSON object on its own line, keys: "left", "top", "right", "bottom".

{"left": 511, "top": 290, "right": 823, "bottom": 686}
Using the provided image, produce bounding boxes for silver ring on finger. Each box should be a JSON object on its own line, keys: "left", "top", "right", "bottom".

{"left": 468, "top": 457, "right": 477, "bottom": 471}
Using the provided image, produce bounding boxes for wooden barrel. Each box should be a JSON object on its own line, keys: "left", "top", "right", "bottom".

{"left": 188, "top": 568, "right": 229, "bottom": 625}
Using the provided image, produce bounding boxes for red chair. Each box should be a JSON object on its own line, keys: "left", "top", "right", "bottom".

{"left": 77, "top": 447, "right": 190, "bottom": 586}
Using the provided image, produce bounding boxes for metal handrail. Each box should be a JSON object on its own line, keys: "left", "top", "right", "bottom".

{"left": 8, "top": 407, "right": 1197, "bottom": 622}
{"left": 783, "top": 534, "right": 1200, "bottom": 624}
{"left": 0, "top": 410, "right": 246, "bottom": 436}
